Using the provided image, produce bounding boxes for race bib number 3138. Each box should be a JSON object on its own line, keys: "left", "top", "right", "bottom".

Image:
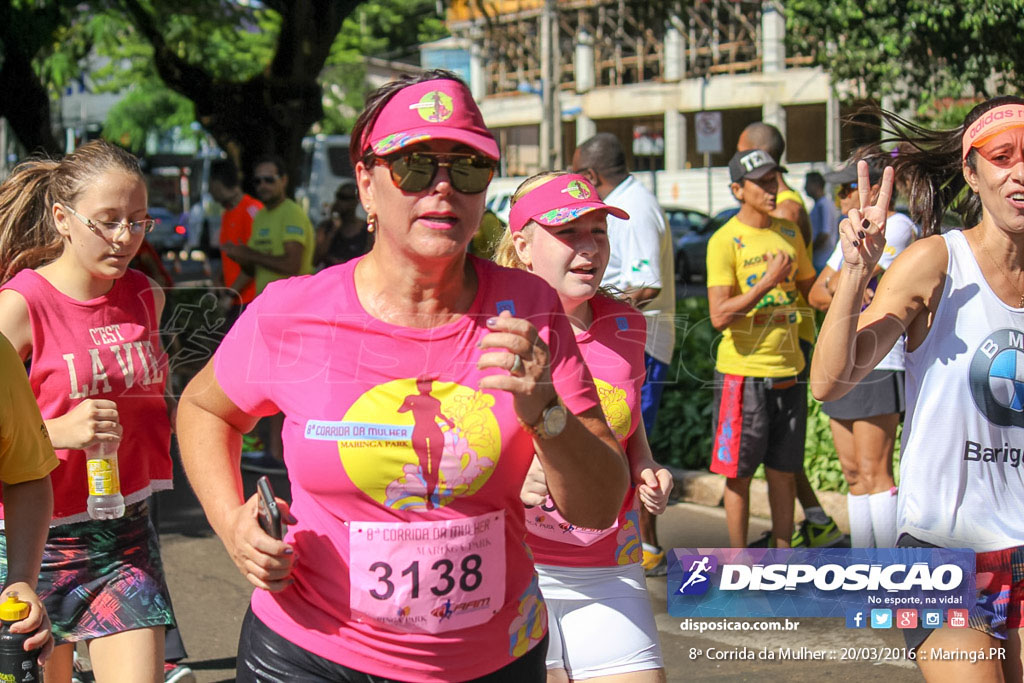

{"left": 349, "top": 511, "right": 505, "bottom": 634}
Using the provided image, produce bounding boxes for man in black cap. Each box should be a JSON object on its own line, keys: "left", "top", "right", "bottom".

{"left": 705, "top": 149, "right": 818, "bottom": 548}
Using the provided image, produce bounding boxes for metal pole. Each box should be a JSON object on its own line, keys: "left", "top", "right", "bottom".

{"left": 705, "top": 152, "right": 712, "bottom": 216}
{"left": 701, "top": 77, "right": 712, "bottom": 215}
{"left": 540, "top": 0, "right": 557, "bottom": 171}
{"left": 551, "top": 1, "right": 562, "bottom": 170}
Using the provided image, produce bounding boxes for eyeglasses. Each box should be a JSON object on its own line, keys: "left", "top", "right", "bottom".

{"left": 254, "top": 175, "right": 280, "bottom": 185}
{"left": 368, "top": 152, "right": 496, "bottom": 194}
{"left": 63, "top": 204, "right": 154, "bottom": 237}
{"left": 834, "top": 183, "right": 858, "bottom": 200}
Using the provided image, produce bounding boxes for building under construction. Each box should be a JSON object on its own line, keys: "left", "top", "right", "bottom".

{"left": 433, "top": 0, "right": 867, "bottom": 207}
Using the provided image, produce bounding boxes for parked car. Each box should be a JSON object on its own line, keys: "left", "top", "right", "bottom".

{"left": 675, "top": 207, "right": 738, "bottom": 283}
{"left": 147, "top": 206, "right": 189, "bottom": 253}
{"left": 485, "top": 190, "right": 512, "bottom": 225}
{"left": 664, "top": 206, "right": 708, "bottom": 281}
{"left": 665, "top": 207, "right": 708, "bottom": 240}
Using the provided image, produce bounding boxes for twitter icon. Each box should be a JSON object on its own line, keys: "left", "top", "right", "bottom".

{"left": 871, "top": 609, "right": 892, "bottom": 629}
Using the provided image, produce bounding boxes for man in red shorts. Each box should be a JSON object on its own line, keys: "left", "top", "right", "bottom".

{"left": 706, "top": 149, "right": 817, "bottom": 548}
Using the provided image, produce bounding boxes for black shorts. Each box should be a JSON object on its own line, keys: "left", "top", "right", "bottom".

{"left": 236, "top": 606, "right": 548, "bottom": 682}
{"left": 709, "top": 370, "right": 807, "bottom": 479}
{"left": 821, "top": 370, "right": 905, "bottom": 420}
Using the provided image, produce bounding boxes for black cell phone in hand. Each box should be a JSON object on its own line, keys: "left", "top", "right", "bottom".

{"left": 256, "top": 476, "right": 285, "bottom": 540}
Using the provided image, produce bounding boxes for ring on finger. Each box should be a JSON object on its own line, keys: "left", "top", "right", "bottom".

{"left": 510, "top": 353, "right": 524, "bottom": 376}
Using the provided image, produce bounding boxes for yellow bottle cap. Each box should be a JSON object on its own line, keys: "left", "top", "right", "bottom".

{"left": 0, "top": 593, "right": 28, "bottom": 621}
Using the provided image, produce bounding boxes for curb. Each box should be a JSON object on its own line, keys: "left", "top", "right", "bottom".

{"left": 667, "top": 466, "right": 849, "bottom": 533}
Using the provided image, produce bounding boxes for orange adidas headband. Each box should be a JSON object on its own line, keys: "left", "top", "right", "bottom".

{"left": 962, "top": 104, "right": 1024, "bottom": 161}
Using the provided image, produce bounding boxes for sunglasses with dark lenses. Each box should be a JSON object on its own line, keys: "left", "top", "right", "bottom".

{"left": 255, "top": 175, "right": 279, "bottom": 185}
{"left": 834, "top": 182, "right": 858, "bottom": 200}
{"left": 373, "top": 152, "right": 496, "bottom": 194}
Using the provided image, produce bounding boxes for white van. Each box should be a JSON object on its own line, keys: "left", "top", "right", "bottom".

{"left": 185, "top": 147, "right": 227, "bottom": 253}
{"left": 295, "top": 134, "right": 354, "bottom": 225}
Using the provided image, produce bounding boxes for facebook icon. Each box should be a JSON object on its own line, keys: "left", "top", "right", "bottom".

{"left": 846, "top": 609, "right": 866, "bottom": 629}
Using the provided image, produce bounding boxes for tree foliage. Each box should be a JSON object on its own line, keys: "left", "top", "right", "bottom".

{"left": 2, "top": 0, "right": 447, "bottom": 191}
{"left": 0, "top": 0, "right": 84, "bottom": 154}
{"left": 786, "top": 0, "right": 1023, "bottom": 112}
{"left": 320, "top": 0, "right": 448, "bottom": 134}
{"left": 108, "top": 0, "right": 357, "bottom": 190}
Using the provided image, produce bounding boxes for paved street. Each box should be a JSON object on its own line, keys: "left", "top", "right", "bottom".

{"left": 150, "top": 453, "right": 923, "bottom": 683}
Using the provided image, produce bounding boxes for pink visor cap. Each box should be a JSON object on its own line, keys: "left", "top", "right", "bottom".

{"left": 508, "top": 174, "right": 629, "bottom": 233}
{"left": 363, "top": 79, "right": 499, "bottom": 160}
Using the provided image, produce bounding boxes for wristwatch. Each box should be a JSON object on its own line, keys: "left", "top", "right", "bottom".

{"left": 518, "top": 396, "right": 567, "bottom": 440}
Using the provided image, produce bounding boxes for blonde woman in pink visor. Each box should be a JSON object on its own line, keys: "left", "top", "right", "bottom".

{"left": 812, "top": 96, "right": 1024, "bottom": 680}
{"left": 177, "top": 72, "right": 629, "bottom": 682}
{"left": 496, "top": 172, "right": 673, "bottom": 683}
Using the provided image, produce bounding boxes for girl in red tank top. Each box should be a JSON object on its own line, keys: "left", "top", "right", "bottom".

{"left": 0, "top": 141, "right": 182, "bottom": 682}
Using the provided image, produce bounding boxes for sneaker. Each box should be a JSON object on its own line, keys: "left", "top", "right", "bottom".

{"left": 796, "top": 518, "right": 846, "bottom": 548}
{"left": 164, "top": 662, "right": 196, "bottom": 683}
{"left": 72, "top": 651, "right": 94, "bottom": 683}
{"left": 242, "top": 433, "right": 265, "bottom": 453}
{"left": 240, "top": 450, "right": 286, "bottom": 475}
{"left": 642, "top": 547, "right": 667, "bottom": 577}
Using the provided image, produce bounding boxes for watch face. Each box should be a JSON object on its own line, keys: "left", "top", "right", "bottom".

{"left": 543, "top": 404, "right": 568, "bottom": 437}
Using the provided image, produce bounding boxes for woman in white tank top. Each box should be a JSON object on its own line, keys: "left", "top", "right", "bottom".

{"left": 810, "top": 96, "right": 1024, "bottom": 682}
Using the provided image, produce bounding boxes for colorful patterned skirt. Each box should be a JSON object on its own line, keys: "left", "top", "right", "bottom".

{"left": 0, "top": 500, "right": 175, "bottom": 644}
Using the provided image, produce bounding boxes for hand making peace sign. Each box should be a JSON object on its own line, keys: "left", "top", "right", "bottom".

{"left": 838, "top": 160, "right": 896, "bottom": 272}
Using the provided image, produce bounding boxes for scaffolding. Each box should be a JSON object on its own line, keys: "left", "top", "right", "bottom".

{"left": 447, "top": 0, "right": 811, "bottom": 97}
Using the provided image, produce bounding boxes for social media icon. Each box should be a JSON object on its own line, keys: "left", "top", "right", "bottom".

{"left": 948, "top": 609, "right": 968, "bottom": 628}
{"left": 922, "top": 610, "right": 943, "bottom": 628}
{"left": 846, "top": 609, "right": 866, "bottom": 629}
{"left": 896, "top": 609, "right": 917, "bottom": 628}
{"left": 871, "top": 609, "right": 892, "bottom": 629}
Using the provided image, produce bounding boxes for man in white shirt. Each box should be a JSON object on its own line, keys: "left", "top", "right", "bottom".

{"left": 572, "top": 133, "right": 675, "bottom": 575}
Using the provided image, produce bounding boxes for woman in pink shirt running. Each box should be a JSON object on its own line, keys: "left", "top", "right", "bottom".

{"left": 176, "top": 71, "right": 629, "bottom": 682}
{"left": 495, "top": 172, "right": 673, "bottom": 683}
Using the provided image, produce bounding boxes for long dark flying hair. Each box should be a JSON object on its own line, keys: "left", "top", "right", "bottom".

{"left": 855, "top": 96, "right": 1024, "bottom": 236}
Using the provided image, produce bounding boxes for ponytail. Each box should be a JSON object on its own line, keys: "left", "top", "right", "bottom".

{"left": 0, "top": 160, "right": 61, "bottom": 284}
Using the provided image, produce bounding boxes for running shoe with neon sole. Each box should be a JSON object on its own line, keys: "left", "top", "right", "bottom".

{"left": 642, "top": 547, "right": 667, "bottom": 577}
{"left": 793, "top": 518, "right": 847, "bottom": 548}
{"left": 164, "top": 662, "right": 197, "bottom": 683}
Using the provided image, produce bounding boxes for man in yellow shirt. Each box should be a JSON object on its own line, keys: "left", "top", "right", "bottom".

{"left": 706, "top": 149, "right": 816, "bottom": 549}
{"left": 737, "top": 123, "right": 844, "bottom": 549}
{"left": 222, "top": 155, "right": 315, "bottom": 297}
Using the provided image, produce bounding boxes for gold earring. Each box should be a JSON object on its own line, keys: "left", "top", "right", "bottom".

{"left": 367, "top": 213, "right": 377, "bottom": 233}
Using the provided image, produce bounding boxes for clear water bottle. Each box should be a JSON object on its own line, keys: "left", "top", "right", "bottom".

{"left": 86, "top": 442, "right": 124, "bottom": 519}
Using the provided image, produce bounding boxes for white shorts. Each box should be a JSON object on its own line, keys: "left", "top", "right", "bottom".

{"left": 537, "top": 562, "right": 663, "bottom": 679}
